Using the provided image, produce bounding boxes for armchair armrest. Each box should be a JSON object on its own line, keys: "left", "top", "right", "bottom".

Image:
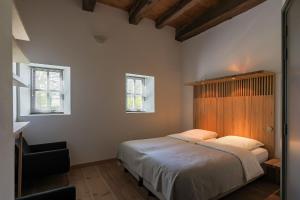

{"left": 23, "top": 149, "right": 70, "bottom": 178}
{"left": 16, "top": 186, "right": 76, "bottom": 200}
{"left": 29, "top": 141, "right": 67, "bottom": 152}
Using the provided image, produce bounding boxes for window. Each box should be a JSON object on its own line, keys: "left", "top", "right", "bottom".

{"left": 126, "top": 73, "right": 154, "bottom": 113}
{"left": 31, "top": 67, "right": 64, "bottom": 114}
{"left": 14, "top": 63, "right": 70, "bottom": 117}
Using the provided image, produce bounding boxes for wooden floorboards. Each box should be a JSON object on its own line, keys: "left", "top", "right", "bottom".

{"left": 23, "top": 159, "right": 280, "bottom": 200}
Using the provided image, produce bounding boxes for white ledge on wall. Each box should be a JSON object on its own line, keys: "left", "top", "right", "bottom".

{"left": 126, "top": 111, "right": 155, "bottom": 114}
{"left": 13, "top": 74, "right": 28, "bottom": 88}
{"left": 13, "top": 121, "right": 30, "bottom": 138}
{"left": 26, "top": 113, "right": 71, "bottom": 117}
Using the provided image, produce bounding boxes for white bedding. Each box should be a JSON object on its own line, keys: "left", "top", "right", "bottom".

{"left": 212, "top": 136, "right": 264, "bottom": 151}
{"left": 118, "top": 136, "right": 264, "bottom": 200}
{"left": 168, "top": 129, "right": 217, "bottom": 142}
{"left": 195, "top": 141, "right": 264, "bottom": 181}
{"left": 251, "top": 147, "right": 268, "bottom": 164}
{"left": 169, "top": 133, "right": 268, "bottom": 164}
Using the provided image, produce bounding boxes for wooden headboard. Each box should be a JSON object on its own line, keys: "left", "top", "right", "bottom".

{"left": 191, "top": 71, "right": 275, "bottom": 157}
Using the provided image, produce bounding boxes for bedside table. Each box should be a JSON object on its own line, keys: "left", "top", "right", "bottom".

{"left": 263, "top": 159, "right": 280, "bottom": 185}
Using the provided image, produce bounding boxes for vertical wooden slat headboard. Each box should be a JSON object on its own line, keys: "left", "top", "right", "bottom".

{"left": 191, "top": 71, "right": 275, "bottom": 157}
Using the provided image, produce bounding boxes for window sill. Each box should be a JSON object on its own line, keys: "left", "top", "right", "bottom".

{"left": 23, "top": 113, "right": 71, "bottom": 117}
{"left": 126, "top": 111, "right": 155, "bottom": 114}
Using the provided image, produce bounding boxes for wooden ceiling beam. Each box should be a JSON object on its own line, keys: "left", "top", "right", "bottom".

{"left": 129, "top": 0, "right": 158, "bottom": 25}
{"left": 176, "top": 0, "right": 266, "bottom": 41}
{"left": 156, "top": 0, "right": 197, "bottom": 29}
{"left": 82, "top": 0, "right": 97, "bottom": 12}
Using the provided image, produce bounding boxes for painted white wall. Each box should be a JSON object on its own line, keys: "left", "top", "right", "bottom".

{"left": 16, "top": 0, "right": 182, "bottom": 165}
{"left": 181, "top": 0, "right": 282, "bottom": 157}
{"left": 0, "top": 0, "right": 14, "bottom": 199}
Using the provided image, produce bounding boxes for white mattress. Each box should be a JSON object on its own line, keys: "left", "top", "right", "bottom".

{"left": 251, "top": 147, "right": 268, "bottom": 164}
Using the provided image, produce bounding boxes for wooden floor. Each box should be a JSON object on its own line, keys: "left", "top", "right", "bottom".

{"left": 23, "top": 159, "right": 280, "bottom": 200}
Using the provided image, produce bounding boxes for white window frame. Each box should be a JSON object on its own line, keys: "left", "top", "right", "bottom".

{"left": 30, "top": 67, "right": 64, "bottom": 114}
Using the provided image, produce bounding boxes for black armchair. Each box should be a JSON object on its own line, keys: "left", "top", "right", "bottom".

{"left": 16, "top": 186, "right": 76, "bottom": 200}
{"left": 16, "top": 138, "right": 70, "bottom": 180}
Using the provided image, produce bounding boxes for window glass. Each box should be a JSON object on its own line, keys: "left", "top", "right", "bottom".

{"left": 35, "top": 91, "right": 48, "bottom": 111}
{"left": 135, "top": 79, "right": 143, "bottom": 95}
{"left": 49, "top": 71, "right": 61, "bottom": 90}
{"left": 35, "top": 70, "right": 48, "bottom": 90}
{"left": 50, "top": 92, "right": 61, "bottom": 111}
{"left": 135, "top": 95, "right": 143, "bottom": 111}
{"left": 127, "top": 78, "right": 134, "bottom": 94}
{"left": 127, "top": 94, "right": 134, "bottom": 111}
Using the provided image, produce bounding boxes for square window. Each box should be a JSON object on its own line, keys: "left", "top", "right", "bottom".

{"left": 126, "top": 73, "right": 154, "bottom": 113}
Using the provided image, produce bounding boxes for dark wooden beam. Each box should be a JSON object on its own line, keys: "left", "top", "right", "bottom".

{"left": 156, "top": 0, "right": 197, "bottom": 29}
{"left": 129, "top": 0, "right": 158, "bottom": 25}
{"left": 176, "top": 0, "right": 266, "bottom": 41}
{"left": 82, "top": 0, "right": 96, "bottom": 12}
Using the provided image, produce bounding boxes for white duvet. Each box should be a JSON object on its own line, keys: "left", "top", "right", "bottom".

{"left": 118, "top": 136, "right": 264, "bottom": 200}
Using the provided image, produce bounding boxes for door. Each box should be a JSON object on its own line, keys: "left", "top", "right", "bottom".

{"left": 283, "top": 0, "right": 300, "bottom": 199}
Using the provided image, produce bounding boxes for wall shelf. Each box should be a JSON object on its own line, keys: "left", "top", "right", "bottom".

{"left": 13, "top": 121, "right": 30, "bottom": 137}
{"left": 13, "top": 74, "right": 28, "bottom": 88}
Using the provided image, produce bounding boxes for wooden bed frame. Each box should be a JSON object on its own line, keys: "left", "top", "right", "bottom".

{"left": 189, "top": 70, "right": 276, "bottom": 157}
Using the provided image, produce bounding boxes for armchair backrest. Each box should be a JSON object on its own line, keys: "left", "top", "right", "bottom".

{"left": 22, "top": 138, "right": 31, "bottom": 154}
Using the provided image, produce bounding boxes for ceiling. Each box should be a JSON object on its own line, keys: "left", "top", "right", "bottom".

{"left": 83, "top": 0, "right": 266, "bottom": 41}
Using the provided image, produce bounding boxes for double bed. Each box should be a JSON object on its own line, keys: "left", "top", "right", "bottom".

{"left": 117, "top": 132, "right": 268, "bottom": 200}
{"left": 117, "top": 71, "right": 275, "bottom": 200}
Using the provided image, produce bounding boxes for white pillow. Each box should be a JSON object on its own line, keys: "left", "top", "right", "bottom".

{"left": 180, "top": 129, "right": 218, "bottom": 140}
{"left": 214, "top": 136, "right": 264, "bottom": 151}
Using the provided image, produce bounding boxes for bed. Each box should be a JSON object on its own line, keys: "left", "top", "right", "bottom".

{"left": 118, "top": 71, "right": 275, "bottom": 200}
{"left": 118, "top": 134, "right": 268, "bottom": 200}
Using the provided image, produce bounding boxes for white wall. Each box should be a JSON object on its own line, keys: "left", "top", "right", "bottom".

{"left": 181, "top": 0, "right": 282, "bottom": 157}
{"left": 16, "top": 0, "right": 182, "bottom": 165}
{"left": 0, "top": 0, "right": 14, "bottom": 199}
